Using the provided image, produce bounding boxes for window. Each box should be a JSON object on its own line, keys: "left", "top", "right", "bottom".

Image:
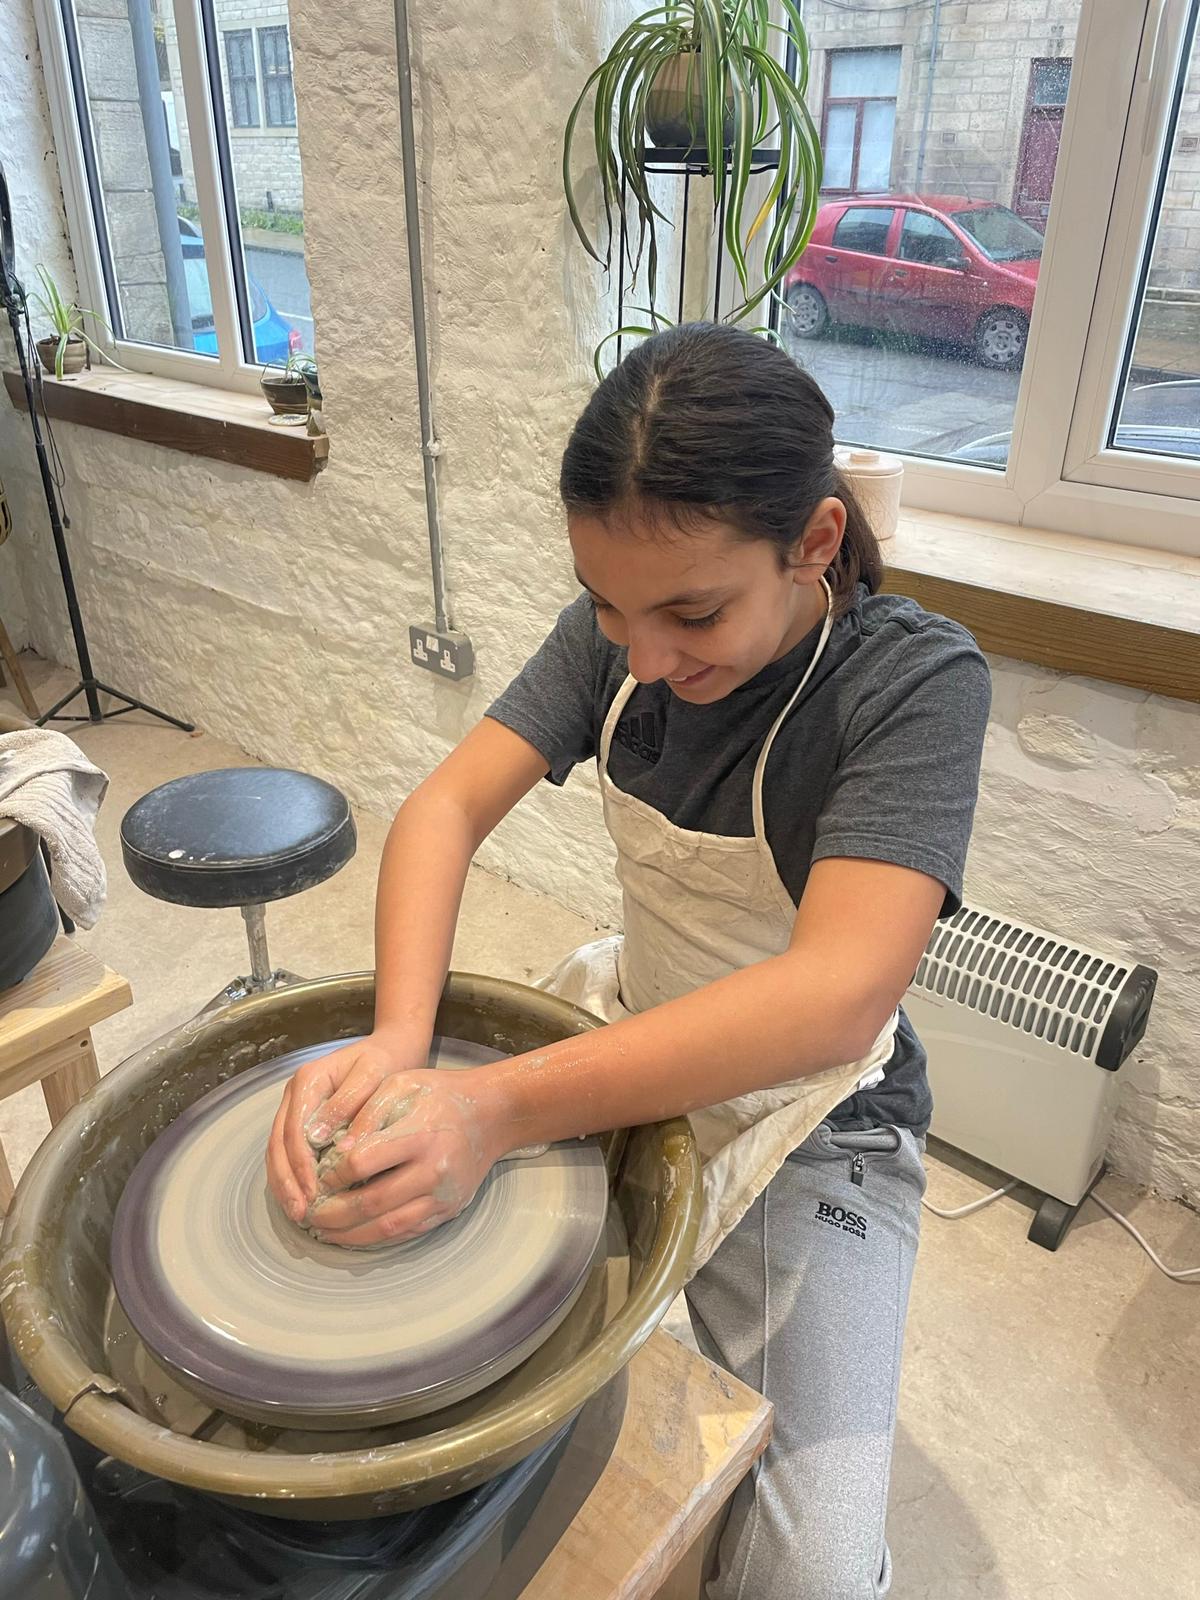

{"left": 950, "top": 206, "right": 1044, "bottom": 265}
{"left": 1110, "top": 29, "right": 1200, "bottom": 464}
{"left": 258, "top": 25, "right": 295, "bottom": 129}
{"left": 832, "top": 206, "right": 894, "bottom": 256}
{"left": 773, "top": 0, "right": 1200, "bottom": 555}
{"left": 898, "top": 212, "right": 963, "bottom": 269}
{"left": 822, "top": 48, "right": 900, "bottom": 194}
{"left": 33, "top": 0, "right": 313, "bottom": 387}
{"left": 224, "top": 29, "right": 257, "bottom": 129}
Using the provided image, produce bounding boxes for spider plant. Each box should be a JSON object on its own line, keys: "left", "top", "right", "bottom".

{"left": 563, "top": 0, "right": 823, "bottom": 324}
{"left": 592, "top": 302, "right": 782, "bottom": 382}
{"left": 29, "top": 265, "right": 115, "bottom": 378}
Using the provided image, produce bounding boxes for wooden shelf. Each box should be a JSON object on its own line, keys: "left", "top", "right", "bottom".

{"left": 5, "top": 369, "right": 328, "bottom": 482}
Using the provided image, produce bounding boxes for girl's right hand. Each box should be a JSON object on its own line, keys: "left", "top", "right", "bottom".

{"left": 266, "top": 1033, "right": 427, "bottom": 1222}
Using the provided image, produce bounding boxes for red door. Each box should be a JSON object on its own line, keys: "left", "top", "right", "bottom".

{"left": 1014, "top": 59, "right": 1071, "bottom": 227}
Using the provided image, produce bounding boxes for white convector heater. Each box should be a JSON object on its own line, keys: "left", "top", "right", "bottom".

{"left": 904, "top": 902, "right": 1157, "bottom": 1250}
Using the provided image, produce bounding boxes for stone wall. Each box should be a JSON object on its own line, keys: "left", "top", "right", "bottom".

{"left": 0, "top": 0, "right": 1196, "bottom": 1203}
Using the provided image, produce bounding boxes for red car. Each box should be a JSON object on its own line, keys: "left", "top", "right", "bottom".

{"left": 784, "top": 195, "right": 1044, "bottom": 370}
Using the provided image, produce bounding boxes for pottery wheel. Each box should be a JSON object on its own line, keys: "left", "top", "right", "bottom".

{"left": 110, "top": 1037, "right": 608, "bottom": 1430}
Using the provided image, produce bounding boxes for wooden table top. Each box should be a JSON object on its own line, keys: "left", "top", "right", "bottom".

{"left": 0, "top": 937, "right": 131, "bottom": 1078}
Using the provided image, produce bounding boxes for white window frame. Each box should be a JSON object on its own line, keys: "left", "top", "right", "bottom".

{"left": 850, "top": 0, "right": 1200, "bottom": 557}
{"left": 31, "top": 0, "right": 275, "bottom": 393}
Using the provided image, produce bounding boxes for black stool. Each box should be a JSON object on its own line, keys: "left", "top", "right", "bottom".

{"left": 121, "top": 768, "right": 357, "bottom": 1006}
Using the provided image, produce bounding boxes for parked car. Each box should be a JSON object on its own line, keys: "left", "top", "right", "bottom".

{"left": 924, "top": 380, "right": 1200, "bottom": 464}
{"left": 784, "top": 195, "right": 1044, "bottom": 370}
{"left": 177, "top": 218, "right": 299, "bottom": 363}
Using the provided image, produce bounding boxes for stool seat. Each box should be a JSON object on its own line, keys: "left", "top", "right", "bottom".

{"left": 121, "top": 768, "right": 356, "bottom": 910}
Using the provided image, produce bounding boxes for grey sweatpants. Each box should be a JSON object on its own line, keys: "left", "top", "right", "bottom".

{"left": 685, "top": 1121, "right": 926, "bottom": 1600}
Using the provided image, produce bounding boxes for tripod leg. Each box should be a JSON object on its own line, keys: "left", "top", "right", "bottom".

{"left": 35, "top": 682, "right": 87, "bottom": 725}
{"left": 93, "top": 681, "right": 195, "bottom": 733}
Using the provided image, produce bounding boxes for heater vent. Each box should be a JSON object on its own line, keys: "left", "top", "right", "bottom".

{"left": 912, "top": 904, "right": 1156, "bottom": 1070}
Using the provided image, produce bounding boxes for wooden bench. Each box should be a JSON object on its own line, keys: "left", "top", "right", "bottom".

{"left": 0, "top": 937, "right": 132, "bottom": 1210}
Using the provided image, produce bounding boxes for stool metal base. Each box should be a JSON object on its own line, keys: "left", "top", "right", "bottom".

{"left": 202, "top": 968, "right": 303, "bottom": 1015}
{"left": 199, "top": 904, "right": 301, "bottom": 1014}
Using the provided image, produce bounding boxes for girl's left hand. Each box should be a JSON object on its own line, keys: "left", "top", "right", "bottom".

{"left": 303, "top": 1067, "right": 507, "bottom": 1248}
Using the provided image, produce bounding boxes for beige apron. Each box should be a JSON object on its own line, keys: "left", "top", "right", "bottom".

{"left": 540, "top": 581, "right": 899, "bottom": 1274}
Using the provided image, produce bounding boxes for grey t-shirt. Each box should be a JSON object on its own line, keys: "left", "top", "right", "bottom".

{"left": 487, "top": 584, "right": 991, "bottom": 1134}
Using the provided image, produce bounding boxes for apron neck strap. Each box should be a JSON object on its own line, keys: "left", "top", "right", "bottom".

{"left": 751, "top": 578, "right": 835, "bottom": 843}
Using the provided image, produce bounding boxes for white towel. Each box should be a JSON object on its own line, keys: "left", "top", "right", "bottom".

{"left": 0, "top": 729, "right": 108, "bottom": 928}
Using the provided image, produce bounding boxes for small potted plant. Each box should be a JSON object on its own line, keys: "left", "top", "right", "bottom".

{"left": 260, "top": 352, "right": 319, "bottom": 416}
{"left": 30, "top": 265, "right": 115, "bottom": 379}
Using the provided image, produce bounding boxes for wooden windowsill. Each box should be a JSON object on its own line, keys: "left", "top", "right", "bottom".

{"left": 4, "top": 368, "right": 328, "bottom": 482}
{"left": 883, "top": 509, "right": 1200, "bottom": 704}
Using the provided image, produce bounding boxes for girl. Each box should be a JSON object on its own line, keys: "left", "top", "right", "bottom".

{"left": 268, "top": 323, "right": 990, "bottom": 1600}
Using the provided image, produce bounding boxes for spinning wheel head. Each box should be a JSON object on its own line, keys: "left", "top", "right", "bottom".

{"left": 111, "top": 1038, "right": 609, "bottom": 1429}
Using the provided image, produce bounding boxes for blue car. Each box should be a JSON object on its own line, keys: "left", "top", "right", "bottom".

{"left": 178, "top": 222, "right": 296, "bottom": 364}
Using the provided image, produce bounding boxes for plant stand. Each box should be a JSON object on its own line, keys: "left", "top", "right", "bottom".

{"left": 613, "top": 145, "right": 782, "bottom": 366}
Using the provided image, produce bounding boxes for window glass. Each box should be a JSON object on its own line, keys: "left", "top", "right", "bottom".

{"left": 1031, "top": 57, "right": 1072, "bottom": 107}
{"left": 832, "top": 206, "right": 894, "bottom": 256}
{"left": 1111, "top": 20, "right": 1200, "bottom": 464}
{"left": 828, "top": 47, "right": 901, "bottom": 99}
{"left": 823, "top": 103, "right": 856, "bottom": 190}
{"left": 224, "top": 30, "right": 257, "bottom": 129}
{"left": 784, "top": 1, "right": 1081, "bottom": 465}
{"left": 204, "top": 9, "right": 311, "bottom": 361}
{"left": 182, "top": 252, "right": 213, "bottom": 330}
{"left": 899, "top": 212, "right": 962, "bottom": 268}
{"left": 258, "top": 25, "right": 296, "bottom": 129}
{"left": 824, "top": 46, "right": 899, "bottom": 193}
{"left": 951, "top": 206, "right": 1044, "bottom": 264}
{"left": 61, "top": 0, "right": 214, "bottom": 355}
{"left": 858, "top": 100, "right": 896, "bottom": 192}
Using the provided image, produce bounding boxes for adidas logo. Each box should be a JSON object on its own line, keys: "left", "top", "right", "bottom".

{"left": 614, "top": 710, "right": 661, "bottom": 764}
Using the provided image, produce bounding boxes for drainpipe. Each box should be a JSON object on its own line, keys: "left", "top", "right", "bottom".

{"left": 127, "top": 0, "right": 192, "bottom": 348}
{"left": 391, "top": 0, "right": 448, "bottom": 634}
{"left": 914, "top": 0, "right": 943, "bottom": 193}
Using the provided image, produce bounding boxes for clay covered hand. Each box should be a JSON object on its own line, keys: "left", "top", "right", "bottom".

{"left": 266, "top": 1033, "right": 429, "bottom": 1222}
{"left": 299, "top": 1067, "right": 504, "bottom": 1248}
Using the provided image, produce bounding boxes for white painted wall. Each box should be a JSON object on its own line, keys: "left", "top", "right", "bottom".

{"left": 0, "top": 0, "right": 1195, "bottom": 1204}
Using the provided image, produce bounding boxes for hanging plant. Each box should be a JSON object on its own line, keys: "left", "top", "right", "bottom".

{"left": 563, "top": 0, "right": 823, "bottom": 324}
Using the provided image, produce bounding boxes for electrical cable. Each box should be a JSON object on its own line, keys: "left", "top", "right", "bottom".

{"left": 922, "top": 1180, "right": 1016, "bottom": 1219}
{"left": 1088, "top": 1193, "right": 1200, "bottom": 1282}
{"left": 923, "top": 1175, "right": 1200, "bottom": 1282}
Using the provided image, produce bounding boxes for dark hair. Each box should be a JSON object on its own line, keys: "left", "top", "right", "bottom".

{"left": 559, "top": 322, "right": 882, "bottom": 615}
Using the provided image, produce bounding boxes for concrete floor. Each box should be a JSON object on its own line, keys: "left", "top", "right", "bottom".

{"left": 3, "top": 656, "right": 1197, "bottom": 1598}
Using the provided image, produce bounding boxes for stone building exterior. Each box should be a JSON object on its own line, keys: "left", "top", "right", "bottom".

{"left": 802, "top": 0, "right": 1199, "bottom": 291}
{"left": 162, "top": 0, "right": 303, "bottom": 218}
